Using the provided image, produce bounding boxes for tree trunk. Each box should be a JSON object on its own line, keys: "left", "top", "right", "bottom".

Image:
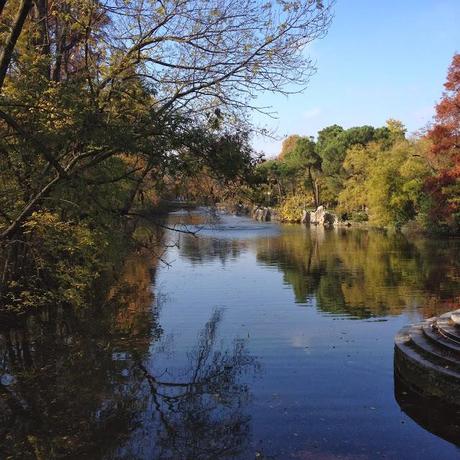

{"left": 32, "top": 0, "right": 51, "bottom": 79}
{"left": 0, "top": 0, "right": 33, "bottom": 91}
{"left": 315, "top": 180, "right": 320, "bottom": 207}
{"left": 0, "top": 0, "right": 8, "bottom": 17}
{"left": 0, "top": 174, "right": 61, "bottom": 240}
{"left": 52, "top": 3, "right": 69, "bottom": 82}
{"left": 308, "top": 167, "right": 319, "bottom": 208}
{"left": 120, "top": 166, "right": 151, "bottom": 216}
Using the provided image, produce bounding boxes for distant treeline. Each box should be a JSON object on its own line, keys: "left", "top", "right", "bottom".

{"left": 249, "top": 54, "right": 459, "bottom": 233}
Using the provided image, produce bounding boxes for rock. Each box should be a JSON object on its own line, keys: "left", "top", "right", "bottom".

{"left": 252, "top": 206, "right": 271, "bottom": 221}
{"left": 235, "top": 203, "right": 249, "bottom": 216}
{"left": 301, "top": 210, "right": 310, "bottom": 224}
{"left": 270, "top": 209, "right": 280, "bottom": 221}
{"left": 323, "top": 212, "right": 336, "bottom": 227}
{"left": 309, "top": 206, "right": 336, "bottom": 227}
{"left": 309, "top": 205, "right": 325, "bottom": 224}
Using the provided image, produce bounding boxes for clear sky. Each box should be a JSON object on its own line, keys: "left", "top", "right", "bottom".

{"left": 251, "top": 0, "right": 460, "bottom": 157}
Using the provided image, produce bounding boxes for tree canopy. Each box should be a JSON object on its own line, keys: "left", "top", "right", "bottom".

{"left": 425, "top": 53, "right": 460, "bottom": 230}
{"left": 0, "top": 0, "right": 334, "bottom": 313}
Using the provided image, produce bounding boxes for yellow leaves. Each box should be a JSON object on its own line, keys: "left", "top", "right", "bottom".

{"left": 24, "top": 211, "right": 98, "bottom": 252}
{"left": 279, "top": 193, "right": 312, "bottom": 222}
{"left": 19, "top": 210, "right": 106, "bottom": 309}
{"left": 155, "top": 6, "right": 166, "bottom": 16}
{"left": 32, "top": 81, "right": 77, "bottom": 131}
{"left": 339, "top": 138, "right": 434, "bottom": 227}
{"left": 400, "top": 155, "right": 430, "bottom": 180}
{"left": 251, "top": 63, "right": 261, "bottom": 76}
{"left": 278, "top": 22, "right": 288, "bottom": 33}
{"left": 24, "top": 211, "right": 59, "bottom": 231}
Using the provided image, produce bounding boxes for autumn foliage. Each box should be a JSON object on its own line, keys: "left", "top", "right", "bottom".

{"left": 426, "top": 53, "right": 460, "bottom": 229}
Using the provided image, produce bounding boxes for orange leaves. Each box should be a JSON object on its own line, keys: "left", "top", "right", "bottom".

{"left": 428, "top": 53, "right": 460, "bottom": 163}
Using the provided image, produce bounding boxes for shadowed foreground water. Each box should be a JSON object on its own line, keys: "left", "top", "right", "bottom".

{"left": 1, "top": 211, "right": 459, "bottom": 459}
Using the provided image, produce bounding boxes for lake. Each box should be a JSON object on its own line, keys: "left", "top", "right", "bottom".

{"left": 1, "top": 210, "right": 459, "bottom": 459}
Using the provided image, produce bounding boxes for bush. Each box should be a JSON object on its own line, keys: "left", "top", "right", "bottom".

{"left": 278, "top": 195, "right": 310, "bottom": 222}
{"left": 350, "top": 211, "right": 369, "bottom": 222}
{"left": 1, "top": 212, "right": 108, "bottom": 313}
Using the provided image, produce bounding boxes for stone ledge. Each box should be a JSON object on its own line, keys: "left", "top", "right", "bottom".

{"left": 395, "top": 312, "right": 460, "bottom": 407}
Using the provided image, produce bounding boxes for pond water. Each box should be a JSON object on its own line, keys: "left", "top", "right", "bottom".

{"left": 1, "top": 211, "right": 459, "bottom": 459}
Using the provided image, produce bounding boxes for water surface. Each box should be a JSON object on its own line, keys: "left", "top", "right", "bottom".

{"left": 1, "top": 212, "right": 459, "bottom": 459}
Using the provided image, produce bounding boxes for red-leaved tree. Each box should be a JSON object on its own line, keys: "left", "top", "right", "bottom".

{"left": 426, "top": 53, "right": 460, "bottom": 230}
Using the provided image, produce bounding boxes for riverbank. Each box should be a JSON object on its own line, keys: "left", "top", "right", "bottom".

{"left": 242, "top": 201, "right": 459, "bottom": 237}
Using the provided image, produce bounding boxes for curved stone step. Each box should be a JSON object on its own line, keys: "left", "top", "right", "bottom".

{"left": 395, "top": 330, "right": 460, "bottom": 382}
{"left": 408, "top": 326, "right": 460, "bottom": 372}
{"left": 451, "top": 309, "right": 460, "bottom": 325}
{"left": 422, "top": 323, "right": 460, "bottom": 354}
{"left": 434, "top": 318, "right": 460, "bottom": 344}
{"left": 439, "top": 311, "right": 453, "bottom": 320}
{"left": 395, "top": 311, "right": 460, "bottom": 407}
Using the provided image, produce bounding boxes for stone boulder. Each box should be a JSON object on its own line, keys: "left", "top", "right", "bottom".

{"left": 309, "top": 206, "right": 336, "bottom": 227}
{"left": 301, "top": 210, "right": 310, "bottom": 224}
{"left": 236, "top": 203, "right": 250, "bottom": 216}
{"left": 252, "top": 206, "right": 271, "bottom": 222}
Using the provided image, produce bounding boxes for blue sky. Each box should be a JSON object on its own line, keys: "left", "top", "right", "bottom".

{"left": 251, "top": 0, "right": 460, "bottom": 157}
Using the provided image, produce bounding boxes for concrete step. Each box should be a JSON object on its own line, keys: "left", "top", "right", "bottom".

{"left": 434, "top": 318, "right": 460, "bottom": 344}
{"left": 395, "top": 311, "right": 460, "bottom": 407}
{"left": 451, "top": 309, "right": 460, "bottom": 325}
{"left": 395, "top": 329, "right": 460, "bottom": 381}
{"left": 408, "top": 326, "right": 460, "bottom": 372}
{"left": 422, "top": 323, "right": 460, "bottom": 354}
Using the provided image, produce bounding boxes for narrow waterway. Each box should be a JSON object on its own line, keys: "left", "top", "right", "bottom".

{"left": 1, "top": 210, "right": 459, "bottom": 459}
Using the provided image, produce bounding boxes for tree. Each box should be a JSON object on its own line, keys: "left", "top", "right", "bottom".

{"left": 314, "top": 124, "right": 344, "bottom": 204}
{"left": 337, "top": 120, "right": 407, "bottom": 219}
{"left": 366, "top": 141, "right": 430, "bottom": 228}
{"left": 0, "top": 0, "right": 334, "bottom": 239}
{"left": 286, "top": 136, "right": 321, "bottom": 207}
{"left": 339, "top": 135, "right": 431, "bottom": 228}
{"left": 316, "top": 124, "right": 392, "bottom": 204}
{"left": 0, "top": 0, "right": 334, "bottom": 311}
{"left": 428, "top": 53, "right": 460, "bottom": 162}
{"left": 386, "top": 118, "right": 407, "bottom": 142}
{"left": 338, "top": 143, "right": 379, "bottom": 217}
{"left": 278, "top": 134, "right": 301, "bottom": 160}
{"left": 426, "top": 53, "right": 460, "bottom": 231}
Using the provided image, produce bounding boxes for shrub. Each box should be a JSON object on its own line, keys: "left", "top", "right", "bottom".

{"left": 278, "top": 194, "right": 310, "bottom": 222}
{"left": 1, "top": 212, "right": 107, "bottom": 313}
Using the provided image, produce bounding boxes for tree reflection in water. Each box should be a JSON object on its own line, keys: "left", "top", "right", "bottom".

{"left": 178, "top": 235, "right": 247, "bottom": 265}
{"left": 0, "top": 252, "right": 258, "bottom": 459}
{"left": 0, "top": 252, "right": 158, "bottom": 459}
{"left": 256, "top": 226, "right": 459, "bottom": 319}
{"left": 132, "top": 309, "right": 259, "bottom": 460}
